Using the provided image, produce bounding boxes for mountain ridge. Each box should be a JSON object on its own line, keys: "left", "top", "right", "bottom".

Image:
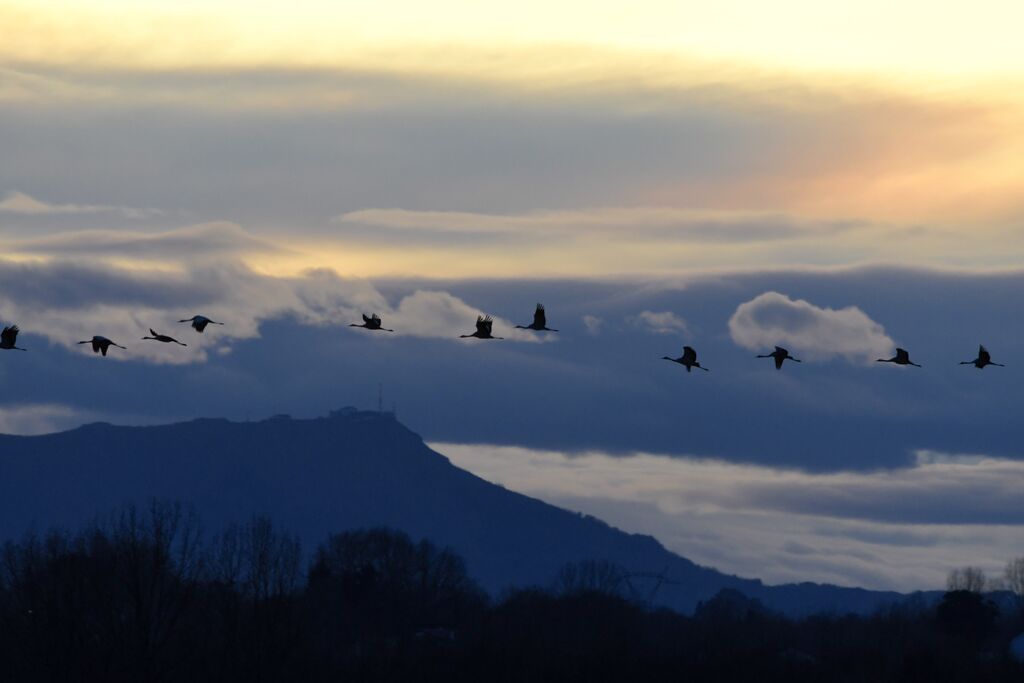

{"left": 0, "top": 409, "right": 932, "bottom": 616}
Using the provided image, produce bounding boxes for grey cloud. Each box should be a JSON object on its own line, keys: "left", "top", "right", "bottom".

{"left": 9, "top": 221, "right": 280, "bottom": 260}
{"left": 582, "top": 315, "right": 603, "bottom": 335}
{"left": 334, "top": 207, "right": 854, "bottom": 244}
{"left": 436, "top": 443, "right": 1024, "bottom": 590}
{"left": 0, "top": 228, "right": 538, "bottom": 363}
{"left": 0, "top": 190, "right": 161, "bottom": 219}
{"left": 629, "top": 310, "right": 690, "bottom": 336}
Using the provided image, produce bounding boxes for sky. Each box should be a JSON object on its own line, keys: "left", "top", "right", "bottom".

{"left": 2, "top": 0, "right": 1024, "bottom": 591}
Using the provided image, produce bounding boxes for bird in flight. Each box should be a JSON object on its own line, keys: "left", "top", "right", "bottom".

{"left": 757, "top": 346, "right": 801, "bottom": 370}
{"left": 78, "top": 336, "right": 126, "bottom": 357}
{"left": 960, "top": 345, "right": 1003, "bottom": 369}
{"left": 0, "top": 325, "right": 26, "bottom": 351}
{"left": 142, "top": 329, "right": 187, "bottom": 346}
{"left": 515, "top": 303, "right": 558, "bottom": 332}
{"left": 350, "top": 313, "right": 393, "bottom": 332}
{"left": 663, "top": 345, "right": 708, "bottom": 372}
{"left": 877, "top": 348, "right": 921, "bottom": 367}
{"left": 179, "top": 315, "right": 223, "bottom": 333}
{"left": 461, "top": 315, "right": 503, "bottom": 340}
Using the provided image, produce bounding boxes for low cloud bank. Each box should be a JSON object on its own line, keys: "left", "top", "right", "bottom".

{"left": 435, "top": 442, "right": 1024, "bottom": 591}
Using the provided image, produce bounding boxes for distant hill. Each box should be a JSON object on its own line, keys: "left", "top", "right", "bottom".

{"left": 0, "top": 409, "right": 932, "bottom": 616}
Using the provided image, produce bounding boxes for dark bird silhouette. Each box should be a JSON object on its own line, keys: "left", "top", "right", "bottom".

{"left": 460, "top": 315, "right": 503, "bottom": 340}
{"left": 960, "top": 345, "right": 1003, "bottom": 369}
{"left": 0, "top": 325, "right": 26, "bottom": 351}
{"left": 663, "top": 345, "right": 708, "bottom": 372}
{"left": 142, "top": 329, "right": 187, "bottom": 346}
{"left": 350, "top": 313, "right": 393, "bottom": 332}
{"left": 78, "top": 336, "right": 126, "bottom": 357}
{"left": 877, "top": 348, "right": 921, "bottom": 367}
{"left": 179, "top": 315, "right": 223, "bottom": 333}
{"left": 757, "top": 346, "right": 801, "bottom": 370}
{"left": 515, "top": 303, "right": 558, "bottom": 332}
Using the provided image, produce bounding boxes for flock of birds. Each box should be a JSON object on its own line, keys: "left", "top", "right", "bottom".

{"left": 664, "top": 342, "right": 1002, "bottom": 372}
{"left": 0, "top": 304, "right": 1007, "bottom": 372}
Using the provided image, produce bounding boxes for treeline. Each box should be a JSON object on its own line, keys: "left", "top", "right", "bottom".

{"left": 1, "top": 502, "right": 1022, "bottom": 682}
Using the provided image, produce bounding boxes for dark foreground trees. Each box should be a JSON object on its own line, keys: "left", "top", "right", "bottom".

{"left": 0, "top": 503, "right": 1023, "bottom": 682}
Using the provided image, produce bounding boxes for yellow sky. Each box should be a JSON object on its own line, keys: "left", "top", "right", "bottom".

{"left": 6, "top": 0, "right": 1024, "bottom": 83}
{"left": 4, "top": 0, "right": 1024, "bottom": 278}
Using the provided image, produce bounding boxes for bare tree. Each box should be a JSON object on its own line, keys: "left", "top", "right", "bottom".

{"left": 1004, "top": 557, "right": 1024, "bottom": 604}
{"left": 947, "top": 566, "right": 987, "bottom": 593}
{"left": 553, "top": 559, "right": 627, "bottom": 598}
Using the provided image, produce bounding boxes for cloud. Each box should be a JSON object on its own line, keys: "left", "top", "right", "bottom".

{"left": 582, "top": 315, "right": 604, "bottom": 335}
{"left": 334, "top": 207, "right": 849, "bottom": 243}
{"left": 0, "top": 223, "right": 540, "bottom": 363}
{"left": 728, "top": 291, "right": 895, "bottom": 363}
{"left": 630, "top": 310, "right": 689, "bottom": 336}
{"left": 0, "top": 404, "right": 96, "bottom": 435}
{"left": 0, "top": 190, "right": 160, "bottom": 219}
{"left": 391, "top": 290, "right": 539, "bottom": 342}
{"left": 9, "top": 221, "right": 281, "bottom": 261}
{"left": 434, "top": 442, "right": 1024, "bottom": 591}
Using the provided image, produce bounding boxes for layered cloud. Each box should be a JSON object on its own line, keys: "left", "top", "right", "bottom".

{"left": 436, "top": 442, "right": 1024, "bottom": 590}
{"left": 9, "top": 221, "right": 277, "bottom": 260}
{"left": 0, "top": 190, "right": 160, "bottom": 219}
{"left": 0, "top": 222, "right": 538, "bottom": 363}
{"left": 334, "top": 207, "right": 846, "bottom": 242}
{"left": 2, "top": 58, "right": 1023, "bottom": 279}
{"left": 728, "top": 291, "right": 895, "bottom": 363}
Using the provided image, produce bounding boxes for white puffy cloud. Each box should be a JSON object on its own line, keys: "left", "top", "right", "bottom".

{"left": 630, "top": 310, "right": 690, "bottom": 335}
{"left": 434, "top": 442, "right": 1024, "bottom": 591}
{"left": 391, "top": 290, "right": 538, "bottom": 342}
{"left": 728, "top": 291, "right": 894, "bottom": 363}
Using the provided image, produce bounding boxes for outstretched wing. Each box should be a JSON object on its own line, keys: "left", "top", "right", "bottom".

{"left": 895, "top": 348, "right": 909, "bottom": 361}
{"left": 475, "top": 315, "right": 486, "bottom": 333}
{"left": 775, "top": 346, "right": 787, "bottom": 354}
{"left": 533, "top": 304, "right": 546, "bottom": 329}
{"left": 362, "top": 313, "right": 373, "bottom": 324}
{"left": 371, "top": 314, "right": 382, "bottom": 324}
{"left": 1, "top": 325, "right": 18, "bottom": 347}
{"left": 775, "top": 354, "right": 784, "bottom": 370}
{"left": 682, "top": 346, "right": 697, "bottom": 363}
{"left": 193, "top": 318, "right": 209, "bottom": 332}
{"left": 979, "top": 345, "right": 991, "bottom": 363}
{"left": 481, "top": 315, "right": 494, "bottom": 334}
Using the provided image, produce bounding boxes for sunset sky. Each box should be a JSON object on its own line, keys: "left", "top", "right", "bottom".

{"left": 2, "top": 1, "right": 1024, "bottom": 590}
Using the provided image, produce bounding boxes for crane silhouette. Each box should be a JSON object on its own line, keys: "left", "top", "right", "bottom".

{"left": 142, "top": 329, "right": 187, "bottom": 346}
{"left": 515, "top": 303, "right": 558, "bottom": 332}
{"left": 78, "top": 336, "right": 126, "bottom": 357}
{"left": 877, "top": 348, "right": 921, "bottom": 367}
{"left": 961, "top": 345, "right": 1003, "bottom": 369}
{"left": 0, "top": 325, "right": 26, "bottom": 351}
{"left": 662, "top": 345, "right": 708, "bottom": 372}
{"left": 460, "top": 315, "right": 503, "bottom": 340}
{"left": 757, "top": 346, "right": 801, "bottom": 370}
{"left": 178, "top": 315, "right": 223, "bottom": 333}
{"left": 350, "top": 313, "right": 393, "bottom": 332}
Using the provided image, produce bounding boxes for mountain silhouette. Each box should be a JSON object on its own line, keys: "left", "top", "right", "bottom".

{"left": 0, "top": 409, "right": 927, "bottom": 616}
